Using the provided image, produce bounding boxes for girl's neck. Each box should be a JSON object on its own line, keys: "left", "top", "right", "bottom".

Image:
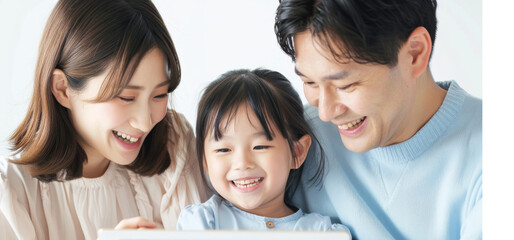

{"left": 241, "top": 201, "right": 295, "bottom": 218}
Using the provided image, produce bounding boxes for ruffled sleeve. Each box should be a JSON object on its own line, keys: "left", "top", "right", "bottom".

{"left": 127, "top": 170, "right": 155, "bottom": 223}
{"left": 159, "top": 111, "right": 210, "bottom": 229}
{"left": 0, "top": 158, "right": 38, "bottom": 239}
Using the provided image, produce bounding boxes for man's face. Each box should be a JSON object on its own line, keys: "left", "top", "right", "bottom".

{"left": 294, "top": 31, "right": 416, "bottom": 152}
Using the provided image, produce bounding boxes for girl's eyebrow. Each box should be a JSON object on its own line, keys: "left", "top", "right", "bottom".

{"left": 208, "top": 130, "right": 269, "bottom": 142}
{"left": 125, "top": 80, "right": 170, "bottom": 90}
{"left": 252, "top": 131, "right": 268, "bottom": 138}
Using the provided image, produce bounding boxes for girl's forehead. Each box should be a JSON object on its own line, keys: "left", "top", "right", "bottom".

{"left": 216, "top": 105, "right": 261, "bottom": 131}
{"left": 208, "top": 104, "right": 278, "bottom": 140}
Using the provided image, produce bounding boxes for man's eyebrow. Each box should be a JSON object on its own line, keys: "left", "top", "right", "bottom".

{"left": 295, "top": 67, "right": 349, "bottom": 81}
{"left": 124, "top": 80, "right": 170, "bottom": 90}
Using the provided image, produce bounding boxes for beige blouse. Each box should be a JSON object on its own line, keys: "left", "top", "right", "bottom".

{"left": 0, "top": 112, "right": 208, "bottom": 240}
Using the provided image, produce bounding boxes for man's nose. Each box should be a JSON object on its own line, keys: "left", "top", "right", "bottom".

{"left": 317, "top": 88, "right": 346, "bottom": 122}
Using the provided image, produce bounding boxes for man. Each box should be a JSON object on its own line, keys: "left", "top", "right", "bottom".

{"left": 274, "top": 0, "right": 481, "bottom": 239}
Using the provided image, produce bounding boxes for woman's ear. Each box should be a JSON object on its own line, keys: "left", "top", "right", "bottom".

{"left": 291, "top": 134, "right": 312, "bottom": 169}
{"left": 51, "top": 69, "right": 72, "bottom": 109}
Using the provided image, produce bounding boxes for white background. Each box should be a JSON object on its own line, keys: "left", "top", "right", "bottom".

{"left": 2, "top": 0, "right": 512, "bottom": 238}
{"left": 0, "top": 0, "right": 481, "bottom": 156}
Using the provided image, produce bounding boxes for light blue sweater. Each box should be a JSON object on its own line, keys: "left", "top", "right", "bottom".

{"left": 177, "top": 194, "right": 350, "bottom": 233}
{"left": 294, "top": 81, "right": 482, "bottom": 240}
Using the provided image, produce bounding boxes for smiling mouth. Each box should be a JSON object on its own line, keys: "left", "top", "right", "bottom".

{"left": 112, "top": 130, "right": 139, "bottom": 144}
{"left": 338, "top": 116, "right": 366, "bottom": 130}
{"left": 232, "top": 177, "right": 263, "bottom": 188}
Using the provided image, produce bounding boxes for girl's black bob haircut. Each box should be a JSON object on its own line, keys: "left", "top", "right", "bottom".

{"left": 196, "top": 68, "right": 325, "bottom": 206}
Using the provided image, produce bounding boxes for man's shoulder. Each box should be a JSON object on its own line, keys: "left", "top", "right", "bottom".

{"left": 454, "top": 87, "right": 482, "bottom": 139}
{"left": 438, "top": 81, "right": 482, "bottom": 138}
{"left": 303, "top": 104, "right": 319, "bottom": 121}
{"left": 302, "top": 105, "right": 334, "bottom": 130}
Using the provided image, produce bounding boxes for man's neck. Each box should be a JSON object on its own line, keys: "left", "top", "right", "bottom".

{"left": 411, "top": 70, "right": 447, "bottom": 134}
{"left": 385, "top": 69, "right": 447, "bottom": 147}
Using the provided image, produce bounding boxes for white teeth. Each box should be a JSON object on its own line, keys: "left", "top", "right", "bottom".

{"left": 338, "top": 117, "right": 366, "bottom": 130}
{"left": 232, "top": 178, "right": 263, "bottom": 188}
{"left": 113, "top": 131, "right": 139, "bottom": 143}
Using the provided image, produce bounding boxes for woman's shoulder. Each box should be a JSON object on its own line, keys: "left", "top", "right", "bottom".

{"left": 0, "top": 156, "right": 35, "bottom": 186}
{"left": 165, "top": 110, "right": 194, "bottom": 158}
{"left": 163, "top": 109, "right": 197, "bottom": 172}
{"left": 166, "top": 110, "right": 193, "bottom": 138}
{"left": 0, "top": 156, "right": 40, "bottom": 201}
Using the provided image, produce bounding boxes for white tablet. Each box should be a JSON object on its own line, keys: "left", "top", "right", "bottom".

{"left": 97, "top": 229, "right": 351, "bottom": 240}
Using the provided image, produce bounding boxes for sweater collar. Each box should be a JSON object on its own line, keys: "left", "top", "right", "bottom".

{"left": 367, "top": 80, "right": 466, "bottom": 164}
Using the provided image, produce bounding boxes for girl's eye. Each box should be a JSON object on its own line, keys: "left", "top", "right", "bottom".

{"left": 215, "top": 148, "right": 231, "bottom": 153}
{"left": 118, "top": 96, "right": 135, "bottom": 102}
{"left": 154, "top": 93, "right": 168, "bottom": 99}
{"left": 254, "top": 145, "right": 270, "bottom": 150}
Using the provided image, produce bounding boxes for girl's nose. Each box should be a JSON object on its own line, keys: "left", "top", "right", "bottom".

{"left": 232, "top": 151, "right": 255, "bottom": 170}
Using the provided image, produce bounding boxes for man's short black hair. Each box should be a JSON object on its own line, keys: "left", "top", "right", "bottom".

{"left": 275, "top": 0, "right": 437, "bottom": 66}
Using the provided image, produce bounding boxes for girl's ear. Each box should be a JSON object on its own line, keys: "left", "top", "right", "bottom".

{"left": 291, "top": 135, "right": 312, "bottom": 169}
{"left": 51, "top": 69, "right": 72, "bottom": 109}
{"left": 202, "top": 156, "right": 209, "bottom": 173}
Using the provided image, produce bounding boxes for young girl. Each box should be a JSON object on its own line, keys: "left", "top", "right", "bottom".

{"left": 0, "top": 0, "right": 207, "bottom": 239}
{"left": 177, "top": 69, "right": 350, "bottom": 234}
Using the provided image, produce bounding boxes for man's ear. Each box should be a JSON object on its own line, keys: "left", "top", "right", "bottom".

{"left": 51, "top": 69, "right": 72, "bottom": 109}
{"left": 291, "top": 135, "right": 312, "bottom": 169}
{"left": 402, "top": 26, "right": 432, "bottom": 79}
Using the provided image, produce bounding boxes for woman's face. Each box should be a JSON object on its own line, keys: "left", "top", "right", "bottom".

{"left": 67, "top": 48, "right": 170, "bottom": 171}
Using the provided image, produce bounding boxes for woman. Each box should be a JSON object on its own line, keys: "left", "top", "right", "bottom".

{"left": 0, "top": 0, "right": 207, "bottom": 239}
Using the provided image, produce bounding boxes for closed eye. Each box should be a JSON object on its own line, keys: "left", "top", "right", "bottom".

{"left": 215, "top": 148, "right": 231, "bottom": 153}
{"left": 303, "top": 81, "right": 318, "bottom": 88}
{"left": 118, "top": 96, "right": 135, "bottom": 102}
{"left": 337, "top": 83, "right": 356, "bottom": 91}
{"left": 154, "top": 93, "right": 168, "bottom": 99}
{"left": 254, "top": 145, "right": 271, "bottom": 150}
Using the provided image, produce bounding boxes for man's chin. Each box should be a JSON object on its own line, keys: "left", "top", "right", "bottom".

{"left": 340, "top": 135, "right": 372, "bottom": 153}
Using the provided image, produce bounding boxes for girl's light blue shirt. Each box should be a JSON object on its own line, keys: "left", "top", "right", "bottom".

{"left": 177, "top": 194, "right": 350, "bottom": 234}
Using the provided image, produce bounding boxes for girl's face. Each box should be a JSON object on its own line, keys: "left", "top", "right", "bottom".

{"left": 203, "top": 104, "right": 296, "bottom": 218}
{"left": 67, "top": 48, "right": 170, "bottom": 173}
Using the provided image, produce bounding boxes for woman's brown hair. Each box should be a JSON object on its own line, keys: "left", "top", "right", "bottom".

{"left": 9, "top": 0, "right": 183, "bottom": 182}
